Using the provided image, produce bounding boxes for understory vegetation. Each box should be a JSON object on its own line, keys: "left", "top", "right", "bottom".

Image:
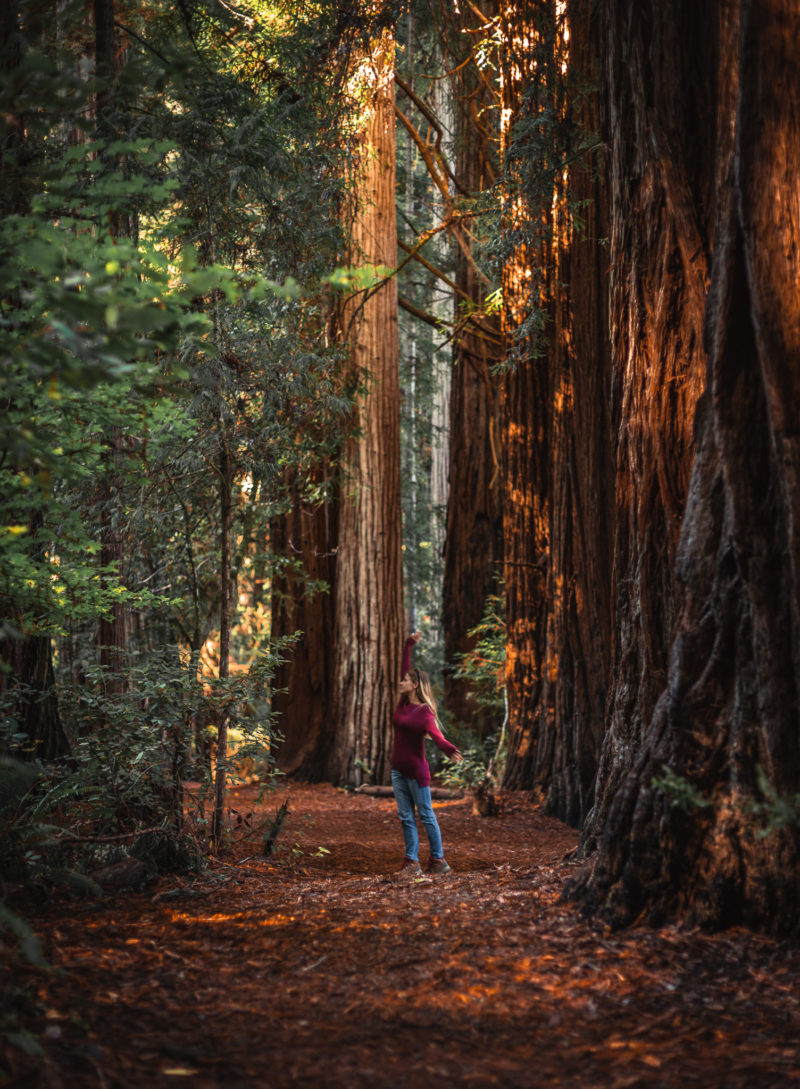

{"left": 1, "top": 0, "right": 367, "bottom": 923}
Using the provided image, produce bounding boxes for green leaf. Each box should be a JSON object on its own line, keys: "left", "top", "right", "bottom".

{"left": 7, "top": 1031, "right": 45, "bottom": 1057}
{"left": 0, "top": 902, "right": 47, "bottom": 968}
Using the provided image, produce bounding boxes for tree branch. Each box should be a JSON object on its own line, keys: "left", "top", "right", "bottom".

{"left": 114, "top": 21, "right": 169, "bottom": 65}
{"left": 399, "top": 295, "right": 449, "bottom": 329}
{"left": 395, "top": 103, "right": 452, "bottom": 208}
{"left": 397, "top": 237, "right": 498, "bottom": 340}
{"left": 394, "top": 74, "right": 471, "bottom": 198}
{"left": 398, "top": 234, "right": 465, "bottom": 301}
{"left": 462, "top": 0, "right": 497, "bottom": 31}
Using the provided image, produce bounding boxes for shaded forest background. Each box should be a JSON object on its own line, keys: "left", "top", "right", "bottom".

{"left": 2, "top": 0, "right": 799, "bottom": 952}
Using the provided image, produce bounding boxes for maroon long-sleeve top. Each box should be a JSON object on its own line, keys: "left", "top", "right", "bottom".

{"left": 391, "top": 637, "right": 459, "bottom": 787}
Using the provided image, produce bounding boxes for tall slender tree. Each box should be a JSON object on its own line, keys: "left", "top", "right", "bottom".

{"left": 94, "top": 0, "right": 130, "bottom": 695}
{"left": 393, "top": 10, "right": 455, "bottom": 664}
{"left": 439, "top": 0, "right": 504, "bottom": 732}
{"left": 498, "top": 0, "right": 558, "bottom": 793}
{"left": 542, "top": 0, "right": 612, "bottom": 824}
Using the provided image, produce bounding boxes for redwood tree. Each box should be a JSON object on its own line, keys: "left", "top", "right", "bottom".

{"left": 572, "top": 0, "right": 800, "bottom": 931}
{"left": 499, "top": 0, "right": 612, "bottom": 827}
{"left": 95, "top": 0, "right": 128, "bottom": 693}
{"left": 274, "top": 25, "right": 404, "bottom": 785}
{"left": 327, "top": 28, "right": 404, "bottom": 785}
{"left": 439, "top": 0, "right": 504, "bottom": 732}
{"left": 574, "top": 0, "right": 712, "bottom": 850}
{"left": 269, "top": 478, "right": 337, "bottom": 779}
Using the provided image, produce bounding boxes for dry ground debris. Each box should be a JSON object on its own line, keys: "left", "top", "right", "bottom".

{"left": 3, "top": 783, "right": 799, "bottom": 1088}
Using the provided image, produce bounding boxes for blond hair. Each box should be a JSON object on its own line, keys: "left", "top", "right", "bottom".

{"left": 413, "top": 668, "right": 445, "bottom": 734}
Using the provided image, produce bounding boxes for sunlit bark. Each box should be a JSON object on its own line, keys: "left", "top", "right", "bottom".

{"left": 499, "top": 1, "right": 555, "bottom": 792}
{"left": 572, "top": 0, "right": 713, "bottom": 850}
{"left": 499, "top": 1, "right": 611, "bottom": 825}
{"left": 271, "top": 31, "right": 403, "bottom": 786}
{"left": 571, "top": 0, "right": 800, "bottom": 931}
{"left": 328, "top": 28, "right": 404, "bottom": 785}
{"left": 546, "top": 0, "right": 613, "bottom": 823}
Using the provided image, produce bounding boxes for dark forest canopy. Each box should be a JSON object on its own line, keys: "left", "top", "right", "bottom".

{"left": 1, "top": 0, "right": 799, "bottom": 938}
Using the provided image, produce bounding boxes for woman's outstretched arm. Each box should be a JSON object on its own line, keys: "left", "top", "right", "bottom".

{"left": 401, "top": 630, "right": 421, "bottom": 676}
{"left": 427, "top": 720, "right": 461, "bottom": 760}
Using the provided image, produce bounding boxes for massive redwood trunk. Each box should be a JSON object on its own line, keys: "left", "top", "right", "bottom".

{"left": 573, "top": 0, "right": 714, "bottom": 846}
{"left": 499, "top": 0, "right": 557, "bottom": 793}
{"left": 327, "top": 29, "right": 404, "bottom": 786}
{"left": 500, "top": 1, "right": 612, "bottom": 827}
{"left": 571, "top": 0, "right": 800, "bottom": 931}
{"left": 543, "top": 0, "right": 613, "bottom": 825}
{"left": 271, "top": 30, "right": 402, "bottom": 786}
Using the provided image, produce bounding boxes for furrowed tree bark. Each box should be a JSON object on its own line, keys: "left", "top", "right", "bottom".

{"left": 441, "top": 0, "right": 504, "bottom": 733}
{"left": 271, "top": 477, "right": 336, "bottom": 779}
{"left": 328, "top": 28, "right": 404, "bottom": 786}
{"left": 0, "top": 633, "right": 70, "bottom": 761}
{"left": 575, "top": 0, "right": 714, "bottom": 849}
{"left": 499, "top": 0, "right": 556, "bottom": 794}
{"left": 500, "top": 0, "right": 613, "bottom": 827}
{"left": 571, "top": 0, "right": 800, "bottom": 931}
{"left": 543, "top": 0, "right": 613, "bottom": 825}
{"left": 271, "top": 29, "right": 402, "bottom": 786}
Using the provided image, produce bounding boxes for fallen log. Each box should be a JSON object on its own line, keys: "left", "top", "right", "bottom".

{"left": 354, "top": 785, "right": 463, "bottom": 800}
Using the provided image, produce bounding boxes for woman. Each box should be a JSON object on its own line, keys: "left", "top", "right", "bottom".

{"left": 391, "top": 631, "right": 462, "bottom": 877}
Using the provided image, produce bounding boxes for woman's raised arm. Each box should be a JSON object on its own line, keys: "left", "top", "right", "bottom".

{"left": 401, "top": 630, "right": 421, "bottom": 676}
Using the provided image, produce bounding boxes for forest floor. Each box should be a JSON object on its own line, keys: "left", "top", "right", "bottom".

{"left": 3, "top": 782, "right": 800, "bottom": 1089}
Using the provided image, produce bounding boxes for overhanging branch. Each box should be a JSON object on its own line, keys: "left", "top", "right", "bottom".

{"left": 399, "top": 295, "right": 449, "bottom": 329}
{"left": 394, "top": 74, "right": 471, "bottom": 198}
{"left": 395, "top": 103, "right": 452, "bottom": 207}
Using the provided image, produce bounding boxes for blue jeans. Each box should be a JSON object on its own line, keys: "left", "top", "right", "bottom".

{"left": 391, "top": 770, "right": 444, "bottom": 861}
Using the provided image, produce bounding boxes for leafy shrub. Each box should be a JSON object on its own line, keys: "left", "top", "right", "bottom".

{"left": 452, "top": 591, "right": 506, "bottom": 717}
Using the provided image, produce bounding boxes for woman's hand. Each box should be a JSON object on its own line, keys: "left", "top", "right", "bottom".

{"left": 409, "top": 631, "right": 421, "bottom": 644}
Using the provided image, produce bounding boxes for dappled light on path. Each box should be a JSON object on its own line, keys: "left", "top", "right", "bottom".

{"left": 6, "top": 784, "right": 799, "bottom": 1088}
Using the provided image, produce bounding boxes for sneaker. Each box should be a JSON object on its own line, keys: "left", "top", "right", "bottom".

{"left": 427, "top": 858, "right": 452, "bottom": 876}
{"left": 398, "top": 858, "right": 422, "bottom": 877}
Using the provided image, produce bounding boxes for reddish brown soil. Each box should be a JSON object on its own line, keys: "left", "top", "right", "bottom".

{"left": 3, "top": 782, "right": 800, "bottom": 1089}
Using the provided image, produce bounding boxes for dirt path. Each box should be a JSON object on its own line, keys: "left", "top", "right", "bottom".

{"left": 5, "top": 783, "right": 800, "bottom": 1088}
